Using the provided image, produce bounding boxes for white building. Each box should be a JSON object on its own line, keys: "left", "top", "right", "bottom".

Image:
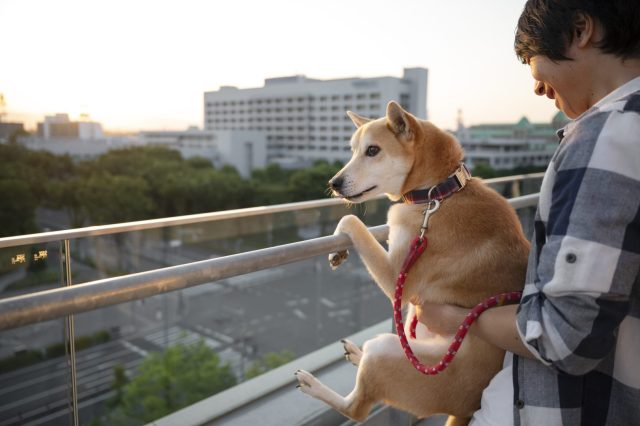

{"left": 456, "top": 112, "right": 569, "bottom": 171}
{"left": 37, "top": 113, "right": 104, "bottom": 140}
{"left": 204, "top": 68, "right": 428, "bottom": 163}
{"left": 18, "top": 135, "right": 139, "bottom": 160}
{"left": 138, "top": 127, "right": 267, "bottom": 178}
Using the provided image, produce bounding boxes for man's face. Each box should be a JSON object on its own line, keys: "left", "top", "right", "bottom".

{"left": 529, "top": 55, "right": 588, "bottom": 119}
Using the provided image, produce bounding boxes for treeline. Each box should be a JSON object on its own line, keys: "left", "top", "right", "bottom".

{"left": 0, "top": 143, "right": 343, "bottom": 238}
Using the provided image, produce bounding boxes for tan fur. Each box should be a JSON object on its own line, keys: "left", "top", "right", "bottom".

{"left": 296, "top": 101, "right": 529, "bottom": 424}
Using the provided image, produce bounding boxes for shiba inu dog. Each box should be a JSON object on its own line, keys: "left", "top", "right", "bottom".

{"left": 295, "top": 101, "right": 529, "bottom": 425}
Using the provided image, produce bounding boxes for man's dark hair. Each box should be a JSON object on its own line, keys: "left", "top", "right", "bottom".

{"left": 515, "top": 0, "right": 640, "bottom": 63}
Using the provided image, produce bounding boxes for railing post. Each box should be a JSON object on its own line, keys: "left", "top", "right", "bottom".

{"left": 61, "top": 239, "right": 79, "bottom": 426}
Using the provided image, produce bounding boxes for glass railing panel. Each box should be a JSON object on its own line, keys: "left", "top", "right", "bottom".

{"left": 0, "top": 241, "right": 61, "bottom": 298}
{"left": 0, "top": 241, "right": 73, "bottom": 426}
{"left": 72, "top": 198, "right": 391, "bottom": 280}
{"left": 0, "top": 323, "right": 74, "bottom": 426}
{"left": 79, "top": 250, "right": 390, "bottom": 424}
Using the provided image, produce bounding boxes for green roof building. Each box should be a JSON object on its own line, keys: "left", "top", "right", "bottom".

{"left": 455, "top": 112, "right": 569, "bottom": 171}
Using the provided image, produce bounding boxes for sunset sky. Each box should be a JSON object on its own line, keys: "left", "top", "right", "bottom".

{"left": 0, "top": 0, "right": 557, "bottom": 132}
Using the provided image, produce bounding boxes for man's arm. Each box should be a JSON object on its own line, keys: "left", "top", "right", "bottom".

{"left": 416, "top": 302, "right": 537, "bottom": 360}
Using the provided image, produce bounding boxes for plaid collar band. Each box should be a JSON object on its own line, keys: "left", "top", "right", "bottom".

{"left": 402, "top": 163, "right": 472, "bottom": 204}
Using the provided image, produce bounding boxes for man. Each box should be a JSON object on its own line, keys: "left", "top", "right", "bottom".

{"left": 418, "top": 1, "right": 640, "bottom": 424}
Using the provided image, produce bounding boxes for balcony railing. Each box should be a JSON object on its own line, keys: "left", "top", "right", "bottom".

{"left": 0, "top": 173, "right": 542, "bottom": 426}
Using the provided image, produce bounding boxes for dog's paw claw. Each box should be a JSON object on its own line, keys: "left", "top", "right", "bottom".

{"left": 328, "top": 250, "right": 349, "bottom": 269}
{"left": 295, "top": 369, "right": 326, "bottom": 398}
{"left": 342, "top": 338, "right": 363, "bottom": 366}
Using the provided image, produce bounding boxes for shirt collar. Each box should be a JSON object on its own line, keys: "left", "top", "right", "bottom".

{"left": 592, "top": 75, "right": 640, "bottom": 110}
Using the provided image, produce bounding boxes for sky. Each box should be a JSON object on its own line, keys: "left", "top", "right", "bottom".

{"left": 0, "top": 0, "right": 558, "bottom": 132}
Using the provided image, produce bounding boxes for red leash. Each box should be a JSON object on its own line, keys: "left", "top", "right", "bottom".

{"left": 393, "top": 235, "right": 522, "bottom": 375}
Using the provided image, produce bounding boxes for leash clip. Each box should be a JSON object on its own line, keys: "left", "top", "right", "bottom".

{"left": 420, "top": 199, "right": 440, "bottom": 239}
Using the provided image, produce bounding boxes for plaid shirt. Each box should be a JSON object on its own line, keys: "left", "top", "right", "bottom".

{"left": 514, "top": 76, "right": 640, "bottom": 425}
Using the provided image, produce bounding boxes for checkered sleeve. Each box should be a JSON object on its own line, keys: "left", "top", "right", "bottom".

{"left": 516, "top": 104, "right": 640, "bottom": 375}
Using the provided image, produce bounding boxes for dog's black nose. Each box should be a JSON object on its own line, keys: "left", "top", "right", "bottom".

{"left": 329, "top": 177, "right": 344, "bottom": 190}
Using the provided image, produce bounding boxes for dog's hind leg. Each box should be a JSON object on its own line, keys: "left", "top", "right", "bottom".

{"left": 295, "top": 369, "right": 375, "bottom": 422}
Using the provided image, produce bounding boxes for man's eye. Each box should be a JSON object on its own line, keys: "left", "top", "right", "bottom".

{"left": 365, "top": 146, "right": 380, "bottom": 157}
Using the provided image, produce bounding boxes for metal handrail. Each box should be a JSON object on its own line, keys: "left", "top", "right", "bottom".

{"left": 0, "top": 193, "right": 539, "bottom": 331}
{"left": 0, "top": 173, "right": 543, "bottom": 249}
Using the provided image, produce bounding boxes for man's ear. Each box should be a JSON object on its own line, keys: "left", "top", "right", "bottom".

{"left": 346, "top": 111, "right": 371, "bottom": 128}
{"left": 573, "top": 12, "right": 596, "bottom": 48}
{"left": 386, "top": 101, "right": 415, "bottom": 140}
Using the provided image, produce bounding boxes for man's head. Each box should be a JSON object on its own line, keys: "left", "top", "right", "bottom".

{"left": 515, "top": 0, "right": 640, "bottom": 65}
{"left": 515, "top": 0, "right": 640, "bottom": 118}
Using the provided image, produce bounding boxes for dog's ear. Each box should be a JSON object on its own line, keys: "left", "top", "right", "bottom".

{"left": 386, "top": 101, "right": 415, "bottom": 140}
{"left": 346, "top": 111, "right": 371, "bottom": 128}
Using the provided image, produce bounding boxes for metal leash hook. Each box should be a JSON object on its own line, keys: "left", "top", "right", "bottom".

{"left": 419, "top": 199, "right": 440, "bottom": 240}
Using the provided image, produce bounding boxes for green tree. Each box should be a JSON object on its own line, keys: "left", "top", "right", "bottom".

{"left": 288, "top": 161, "right": 342, "bottom": 202}
{"left": 245, "top": 350, "right": 296, "bottom": 379}
{"left": 0, "top": 178, "right": 38, "bottom": 237}
{"left": 78, "top": 174, "right": 155, "bottom": 224}
{"left": 472, "top": 163, "right": 497, "bottom": 179}
{"left": 109, "top": 363, "right": 130, "bottom": 408}
{"left": 98, "top": 341, "right": 236, "bottom": 424}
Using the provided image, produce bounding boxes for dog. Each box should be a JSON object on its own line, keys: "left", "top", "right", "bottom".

{"left": 295, "top": 101, "right": 530, "bottom": 425}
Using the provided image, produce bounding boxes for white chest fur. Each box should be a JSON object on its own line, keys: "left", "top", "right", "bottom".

{"left": 386, "top": 203, "right": 425, "bottom": 262}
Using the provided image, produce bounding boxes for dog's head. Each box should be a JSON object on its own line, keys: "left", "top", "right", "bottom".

{"left": 329, "top": 101, "right": 462, "bottom": 202}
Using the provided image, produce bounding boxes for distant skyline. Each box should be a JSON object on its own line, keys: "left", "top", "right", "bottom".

{"left": 0, "top": 0, "right": 557, "bottom": 132}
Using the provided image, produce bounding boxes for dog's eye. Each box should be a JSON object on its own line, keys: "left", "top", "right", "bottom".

{"left": 365, "top": 145, "right": 380, "bottom": 157}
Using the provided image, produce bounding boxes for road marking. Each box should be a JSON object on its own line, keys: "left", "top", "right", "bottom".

{"left": 327, "top": 309, "right": 352, "bottom": 318}
{"left": 319, "top": 297, "right": 337, "bottom": 308}
{"left": 292, "top": 309, "right": 308, "bottom": 320}
{"left": 121, "top": 340, "right": 148, "bottom": 357}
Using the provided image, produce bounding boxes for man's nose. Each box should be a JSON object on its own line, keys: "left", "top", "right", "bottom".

{"left": 534, "top": 81, "right": 545, "bottom": 96}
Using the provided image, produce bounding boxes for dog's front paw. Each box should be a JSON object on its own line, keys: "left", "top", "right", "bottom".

{"left": 295, "top": 369, "right": 328, "bottom": 399}
{"left": 328, "top": 250, "right": 349, "bottom": 269}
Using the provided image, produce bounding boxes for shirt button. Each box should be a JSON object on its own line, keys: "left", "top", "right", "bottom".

{"left": 515, "top": 399, "right": 525, "bottom": 409}
{"left": 566, "top": 253, "right": 577, "bottom": 263}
